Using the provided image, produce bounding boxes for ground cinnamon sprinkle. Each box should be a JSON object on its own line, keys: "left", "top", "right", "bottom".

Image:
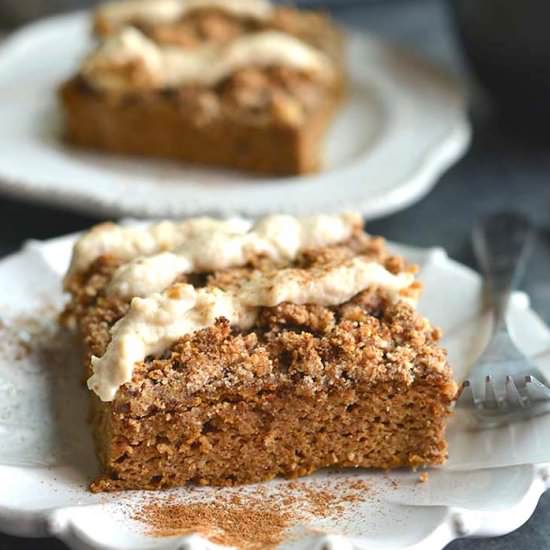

{"left": 132, "top": 477, "right": 371, "bottom": 549}
{"left": 0, "top": 307, "right": 62, "bottom": 362}
{"left": 135, "top": 495, "right": 291, "bottom": 549}
{"left": 300, "top": 485, "right": 337, "bottom": 517}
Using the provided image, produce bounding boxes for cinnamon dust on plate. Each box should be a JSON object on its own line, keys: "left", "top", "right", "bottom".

{"left": 132, "top": 477, "right": 371, "bottom": 549}
{"left": 134, "top": 493, "right": 291, "bottom": 549}
{"left": 0, "top": 306, "right": 60, "bottom": 362}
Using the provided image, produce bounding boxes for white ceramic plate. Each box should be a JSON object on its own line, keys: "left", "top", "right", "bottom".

{"left": 0, "top": 13, "right": 470, "bottom": 219}
{"left": 1, "top": 232, "right": 550, "bottom": 550}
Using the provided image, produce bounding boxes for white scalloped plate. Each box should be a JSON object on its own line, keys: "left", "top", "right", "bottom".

{"left": 1, "top": 231, "right": 550, "bottom": 549}
{"left": 0, "top": 12, "right": 470, "bottom": 219}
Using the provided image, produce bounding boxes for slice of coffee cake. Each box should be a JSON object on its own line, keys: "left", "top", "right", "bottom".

{"left": 62, "top": 213, "right": 457, "bottom": 491}
{"left": 59, "top": 0, "right": 345, "bottom": 175}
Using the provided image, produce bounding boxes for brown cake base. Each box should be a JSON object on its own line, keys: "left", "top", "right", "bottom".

{"left": 90, "top": 341, "right": 455, "bottom": 492}
{"left": 59, "top": 77, "right": 342, "bottom": 176}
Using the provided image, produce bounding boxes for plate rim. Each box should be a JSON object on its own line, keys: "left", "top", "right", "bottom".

{"left": 1, "top": 463, "right": 549, "bottom": 550}
{"left": 0, "top": 11, "right": 471, "bottom": 220}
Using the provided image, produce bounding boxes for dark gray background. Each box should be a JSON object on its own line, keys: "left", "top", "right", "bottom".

{"left": 1, "top": 0, "right": 550, "bottom": 548}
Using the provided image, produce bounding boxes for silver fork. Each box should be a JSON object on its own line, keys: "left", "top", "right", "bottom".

{"left": 457, "top": 212, "right": 550, "bottom": 427}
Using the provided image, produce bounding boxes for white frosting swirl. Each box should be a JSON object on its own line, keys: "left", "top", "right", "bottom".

{"left": 82, "top": 27, "right": 334, "bottom": 92}
{"left": 65, "top": 213, "right": 359, "bottom": 286}
{"left": 64, "top": 217, "right": 253, "bottom": 284}
{"left": 96, "top": 0, "right": 274, "bottom": 29}
{"left": 106, "top": 213, "right": 362, "bottom": 298}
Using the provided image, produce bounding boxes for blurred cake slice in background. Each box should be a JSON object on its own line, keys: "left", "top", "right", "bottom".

{"left": 59, "top": 0, "right": 346, "bottom": 175}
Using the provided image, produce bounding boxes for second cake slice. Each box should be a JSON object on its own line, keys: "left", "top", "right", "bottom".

{"left": 59, "top": 0, "right": 345, "bottom": 175}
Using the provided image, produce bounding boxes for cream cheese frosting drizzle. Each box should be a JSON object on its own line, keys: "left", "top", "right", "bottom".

{"left": 106, "top": 213, "right": 362, "bottom": 298}
{"left": 97, "top": 0, "right": 274, "bottom": 29}
{"left": 88, "top": 258, "right": 415, "bottom": 401}
{"left": 65, "top": 217, "right": 253, "bottom": 285}
{"left": 82, "top": 27, "right": 334, "bottom": 92}
{"left": 65, "top": 213, "right": 359, "bottom": 287}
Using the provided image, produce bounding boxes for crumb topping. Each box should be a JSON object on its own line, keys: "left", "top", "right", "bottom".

{"left": 87, "top": 257, "right": 415, "bottom": 401}
{"left": 113, "top": 290, "right": 451, "bottom": 416}
{"left": 61, "top": 213, "right": 447, "bottom": 407}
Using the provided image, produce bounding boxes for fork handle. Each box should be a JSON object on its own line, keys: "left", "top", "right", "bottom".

{"left": 472, "top": 212, "right": 534, "bottom": 332}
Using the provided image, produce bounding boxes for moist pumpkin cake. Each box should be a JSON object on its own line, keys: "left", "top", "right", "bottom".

{"left": 61, "top": 212, "right": 457, "bottom": 492}
{"left": 59, "top": 0, "right": 345, "bottom": 175}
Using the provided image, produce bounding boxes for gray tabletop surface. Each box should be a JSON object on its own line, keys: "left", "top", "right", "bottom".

{"left": 1, "top": 0, "right": 550, "bottom": 548}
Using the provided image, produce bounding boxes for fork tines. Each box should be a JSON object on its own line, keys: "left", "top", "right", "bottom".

{"left": 460, "top": 375, "right": 550, "bottom": 411}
